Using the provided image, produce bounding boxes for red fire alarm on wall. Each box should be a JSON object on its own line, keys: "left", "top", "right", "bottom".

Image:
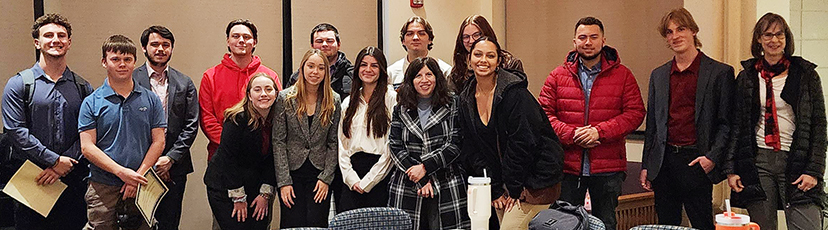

{"left": 411, "top": 0, "right": 423, "bottom": 8}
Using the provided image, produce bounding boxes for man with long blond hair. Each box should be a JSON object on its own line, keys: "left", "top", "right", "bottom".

{"left": 642, "top": 8, "right": 735, "bottom": 229}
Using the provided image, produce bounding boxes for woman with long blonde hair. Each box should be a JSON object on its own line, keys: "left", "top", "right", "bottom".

{"left": 273, "top": 49, "right": 341, "bottom": 228}
{"left": 204, "top": 73, "right": 278, "bottom": 230}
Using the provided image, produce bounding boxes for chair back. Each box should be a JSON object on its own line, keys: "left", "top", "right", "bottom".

{"left": 329, "top": 207, "right": 412, "bottom": 230}
{"left": 585, "top": 214, "right": 606, "bottom": 230}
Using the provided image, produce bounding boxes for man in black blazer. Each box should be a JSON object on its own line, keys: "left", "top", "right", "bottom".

{"left": 133, "top": 25, "right": 199, "bottom": 230}
{"left": 641, "top": 8, "right": 734, "bottom": 230}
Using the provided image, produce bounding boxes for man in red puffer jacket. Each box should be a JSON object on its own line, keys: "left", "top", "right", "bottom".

{"left": 538, "top": 16, "right": 645, "bottom": 230}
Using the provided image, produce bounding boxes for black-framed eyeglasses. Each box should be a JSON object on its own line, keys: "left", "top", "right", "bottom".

{"left": 762, "top": 31, "right": 785, "bottom": 40}
{"left": 462, "top": 32, "right": 482, "bottom": 42}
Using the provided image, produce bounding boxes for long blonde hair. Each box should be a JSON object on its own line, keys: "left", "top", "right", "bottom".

{"left": 224, "top": 72, "right": 276, "bottom": 129}
{"left": 286, "top": 49, "right": 336, "bottom": 126}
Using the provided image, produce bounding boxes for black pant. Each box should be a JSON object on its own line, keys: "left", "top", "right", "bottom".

{"left": 14, "top": 167, "right": 87, "bottom": 230}
{"left": 280, "top": 159, "right": 330, "bottom": 228}
{"left": 420, "top": 196, "right": 441, "bottom": 229}
{"left": 652, "top": 146, "right": 714, "bottom": 230}
{"left": 338, "top": 152, "right": 389, "bottom": 212}
{"left": 332, "top": 162, "right": 344, "bottom": 214}
{"left": 560, "top": 172, "right": 625, "bottom": 230}
{"left": 155, "top": 175, "right": 187, "bottom": 230}
{"left": 207, "top": 187, "right": 271, "bottom": 230}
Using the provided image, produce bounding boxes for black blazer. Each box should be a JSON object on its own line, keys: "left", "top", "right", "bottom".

{"left": 204, "top": 112, "right": 276, "bottom": 192}
{"left": 642, "top": 53, "right": 734, "bottom": 183}
{"left": 133, "top": 64, "right": 199, "bottom": 177}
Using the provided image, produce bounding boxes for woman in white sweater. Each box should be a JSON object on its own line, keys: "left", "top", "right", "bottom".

{"left": 337, "top": 46, "right": 396, "bottom": 211}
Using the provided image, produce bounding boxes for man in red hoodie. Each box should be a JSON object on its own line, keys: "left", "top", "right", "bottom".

{"left": 200, "top": 19, "right": 282, "bottom": 161}
{"left": 538, "top": 16, "right": 645, "bottom": 230}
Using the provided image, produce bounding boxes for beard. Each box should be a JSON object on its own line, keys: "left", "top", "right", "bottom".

{"left": 144, "top": 51, "right": 171, "bottom": 67}
{"left": 579, "top": 52, "right": 600, "bottom": 61}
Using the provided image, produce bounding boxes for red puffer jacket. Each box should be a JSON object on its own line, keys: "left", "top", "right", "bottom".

{"left": 538, "top": 46, "right": 645, "bottom": 175}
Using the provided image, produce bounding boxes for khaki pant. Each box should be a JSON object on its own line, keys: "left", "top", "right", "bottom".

{"left": 84, "top": 181, "right": 151, "bottom": 230}
{"left": 496, "top": 202, "right": 549, "bottom": 230}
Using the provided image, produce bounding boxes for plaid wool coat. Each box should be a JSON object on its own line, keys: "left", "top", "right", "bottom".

{"left": 388, "top": 96, "right": 471, "bottom": 230}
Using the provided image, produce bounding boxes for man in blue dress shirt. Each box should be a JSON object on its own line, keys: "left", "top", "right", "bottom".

{"left": 2, "top": 13, "right": 93, "bottom": 230}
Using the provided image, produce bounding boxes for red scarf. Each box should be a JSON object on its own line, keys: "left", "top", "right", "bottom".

{"left": 755, "top": 57, "right": 790, "bottom": 151}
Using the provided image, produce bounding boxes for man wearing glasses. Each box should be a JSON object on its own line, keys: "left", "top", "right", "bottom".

{"left": 388, "top": 16, "right": 451, "bottom": 89}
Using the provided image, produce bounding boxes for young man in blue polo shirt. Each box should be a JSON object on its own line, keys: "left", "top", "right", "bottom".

{"left": 79, "top": 34, "right": 166, "bottom": 230}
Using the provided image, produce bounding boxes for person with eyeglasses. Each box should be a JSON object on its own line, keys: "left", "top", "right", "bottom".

{"left": 449, "top": 15, "right": 523, "bottom": 92}
{"left": 725, "top": 12, "right": 826, "bottom": 230}
{"left": 387, "top": 16, "right": 452, "bottom": 89}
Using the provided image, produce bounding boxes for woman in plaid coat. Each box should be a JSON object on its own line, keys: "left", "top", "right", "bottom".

{"left": 388, "top": 57, "right": 471, "bottom": 229}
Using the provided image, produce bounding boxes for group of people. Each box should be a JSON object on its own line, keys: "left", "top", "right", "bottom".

{"left": 2, "top": 7, "right": 824, "bottom": 230}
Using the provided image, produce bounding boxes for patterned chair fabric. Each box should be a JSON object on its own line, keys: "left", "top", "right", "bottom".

{"left": 329, "top": 207, "right": 413, "bottom": 230}
{"left": 586, "top": 214, "right": 606, "bottom": 230}
{"left": 630, "top": 225, "right": 698, "bottom": 230}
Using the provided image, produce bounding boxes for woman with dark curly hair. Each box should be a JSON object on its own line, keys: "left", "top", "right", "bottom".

{"left": 458, "top": 37, "right": 563, "bottom": 229}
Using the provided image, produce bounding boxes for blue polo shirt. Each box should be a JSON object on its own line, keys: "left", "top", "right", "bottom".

{"left": 78, "top": 79, "right": 166, "bottom": 186}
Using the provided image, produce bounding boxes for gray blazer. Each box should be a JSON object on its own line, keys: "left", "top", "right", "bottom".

{"left": 133, "top": 64, "right": 199, "bottom": 177}
{"left": 272, "top": 86, "right": 341, "bottom": 188}
{"left": 642, "top": 53, "right": 734, "bottom": 183}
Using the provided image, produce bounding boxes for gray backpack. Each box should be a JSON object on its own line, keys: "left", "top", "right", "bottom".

{"left": 529, "top": 201, "right": 590, "bottom": 230}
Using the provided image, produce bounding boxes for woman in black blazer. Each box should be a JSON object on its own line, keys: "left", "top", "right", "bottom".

{"left": 273, "top": 49, "right": 341, "bottom": 228}
{"left": 204, "top": 73, "right": 278, "bottom": 230}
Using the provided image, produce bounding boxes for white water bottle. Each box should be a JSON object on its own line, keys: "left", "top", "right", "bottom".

{"left": 468, "top": 173, "right": 491, "bottom": 230}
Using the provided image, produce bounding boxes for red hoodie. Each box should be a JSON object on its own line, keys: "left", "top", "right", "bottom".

{"left": 200, "top": 54, "right": 282, "bottom": 160}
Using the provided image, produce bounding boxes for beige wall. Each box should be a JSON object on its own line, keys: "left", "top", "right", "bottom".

{"left": 291, "top": 0, "right": 378, "bottom": 71}
{"left": 684, "top": 0, "right": 757, "bottom": 69}
{"left": 505, "top": 0, "right": 682, "bottom": 106}
{"left": 0, "top": 0, "right": 36, "bottom": 109}
{"left": 44, "top": 1, "right": 284, "bottom": 87}
{"left": 384, "top": 0, "right": 505, "bottom": 66}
